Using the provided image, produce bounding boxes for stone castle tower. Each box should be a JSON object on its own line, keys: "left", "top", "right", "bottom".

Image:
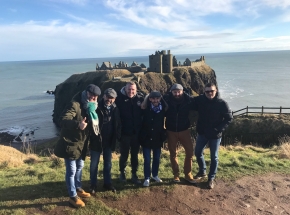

{"left": 149, "top": 50, "right": 205, "bottom": 73}
{"left": 149, "top": 50, "right": 173, "bottom": 73}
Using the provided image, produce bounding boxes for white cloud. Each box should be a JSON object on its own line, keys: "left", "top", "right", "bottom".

{"left": 49, "top": 0, "right": 88, "bottom": 5}
{"left": 103, "top": 0, "right": 290, "bottom": 30}
{"left": 280, "top": 10, "right": 290, "bottom": 22}
{"left": 103, "top": 0, "right": 208, "bottom": 32}
{"left": 261, "top": 0, "right": 290, "bottom": 8}
{"left": 1, "top": 18, "right": 289, "bottom": 62}
{"left": 0, "top": 21, "right": 162, "bottom": 60}
{"left": 1, "top": 0, "right": 290, "bottom": 61}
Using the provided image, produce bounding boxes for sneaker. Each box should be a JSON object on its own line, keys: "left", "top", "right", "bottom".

{"left": 184, "top": 173, "right": 198, "bottom": 184}
{"left": 194, "top": 172, "right": 207, "bottom": 180}
{"left": 103, "top": 184, "right": 116, "bottom": 193}
{"left": 69, "top": 196, "right": 85, "bottom": 208}
{"left": 207, "top": 179, "right": 214, "bottom": 189}
{"left": 89, "top": 186, "right": 97, "bottom": 195}
{"left": 143, "top": 179, "right": 150, "bottom": 187}
{"left": 76, "top": 188, "right": 91, "bottom": 198}
{"left": 119, "top": 172, "right": 126, "bottom": 182}
{"left": 152, "top": 176, "right": 163, "bottom": 183}
{"left": 173, "top": 176, "right": 180, "bottom": 183}
{"left": 131, "top": 174, "right": 142, "bottom": 185}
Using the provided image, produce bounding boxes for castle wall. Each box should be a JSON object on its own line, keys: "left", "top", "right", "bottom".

{"left": 149, "top": 54, "right": 163, "bottom": 73}
{"left": 172, "top": 56, "right": 206, "bottom": 69}
{"left": 190, "top": 61, "right": 205, "bottom": 67}
{"left": 162, "top": 53, "right": 172, "bottom": 73}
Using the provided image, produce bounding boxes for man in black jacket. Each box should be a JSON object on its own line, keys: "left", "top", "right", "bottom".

{"left": 115, "top": 81, "right": 144, "bottom": 184}
{"left": 163, "top": 84, "right": 196, "bottom": 184}
{"left": 192, "top": 83, "right": 233, "bottom": 189}
{"left": 89, "top": 88, "right": 121, "bottom": 194}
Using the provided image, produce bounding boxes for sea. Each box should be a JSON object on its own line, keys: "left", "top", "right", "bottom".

{"left": 0, "top": 50, "right": 290, "bottom": 143}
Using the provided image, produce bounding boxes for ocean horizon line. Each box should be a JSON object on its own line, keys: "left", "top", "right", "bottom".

{"left": 1, "top": 49, "right": 290, "bottom": 63}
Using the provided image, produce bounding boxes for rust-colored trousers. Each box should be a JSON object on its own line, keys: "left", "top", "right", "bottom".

{"left": 167, "top": 129, "right": 193, "bottom": 176}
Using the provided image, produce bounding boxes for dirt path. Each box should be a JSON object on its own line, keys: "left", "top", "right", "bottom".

{"left": 104, "top": 173, "right": 290, "bottom": 215}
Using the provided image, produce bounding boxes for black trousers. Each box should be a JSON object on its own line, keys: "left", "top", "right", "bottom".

{"left": 119, "top": 134, "right": 140, "bottom": 174}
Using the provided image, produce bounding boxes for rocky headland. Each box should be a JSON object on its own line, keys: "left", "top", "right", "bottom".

{"left": 52, "top": 65, "right": 217, "bottom": 126}
{"left": 52, "top": 64, "right": 290, "bottom": 147}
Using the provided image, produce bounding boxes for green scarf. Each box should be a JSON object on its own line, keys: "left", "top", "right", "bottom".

{"left": 87, "top": 102, "right": 99, "bottom": 135}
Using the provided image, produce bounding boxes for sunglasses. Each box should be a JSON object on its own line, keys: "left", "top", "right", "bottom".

{"left": 205, "top": 90, "right": 215, "bottom": 94}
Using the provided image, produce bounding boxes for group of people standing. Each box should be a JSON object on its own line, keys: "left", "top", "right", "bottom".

{"left": 54, "top": 81, "right": 233, "bottom": 208}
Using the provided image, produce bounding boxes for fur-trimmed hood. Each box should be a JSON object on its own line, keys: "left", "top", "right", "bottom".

{"left": 141, "top": 94, "right": 168, "bottom": 111}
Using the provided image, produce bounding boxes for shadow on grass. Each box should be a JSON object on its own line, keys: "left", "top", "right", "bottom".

{"left": 0, "top": 176, "right": 209, "bottom": 208}
{"left": 0, "top": 201, "right": 68, "bottom": 212}
{"left": 0, "top": 181, "right": 68, "bottom": 202}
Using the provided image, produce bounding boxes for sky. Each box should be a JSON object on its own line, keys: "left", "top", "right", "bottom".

{"left": 1, "top": 0, "right": 290, "bottom": 61}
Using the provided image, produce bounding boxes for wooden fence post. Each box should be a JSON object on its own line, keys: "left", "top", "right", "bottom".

{"left": 280, "top": 106, "right": 282, "bottom": 115}
{"left": 262, "top": 106, "right": 264, "bottom": 115}
{"left": 246, "top": 106, "right": 248, "bottom": 116}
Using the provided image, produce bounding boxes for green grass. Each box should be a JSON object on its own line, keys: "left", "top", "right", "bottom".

{"left": 1, "top": 143, "right": 290, "bottom": 214}
{"left": 217, "top": 145, "right": 290, "bottom": 179}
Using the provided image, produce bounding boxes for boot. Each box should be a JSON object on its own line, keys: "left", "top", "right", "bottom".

{"left": 119, "top": 171, "right": 126, "bottom": 182}
{"left": 68, "top": 196, "right": 85, "bottom": 208}
{"left": 76, "top": 188, "right": 91, "bottom": 198}
{"left": 131, "top": 173, "right": 141, "bottom": 185}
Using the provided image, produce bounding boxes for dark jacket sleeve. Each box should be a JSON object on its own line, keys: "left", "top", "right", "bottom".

{"left": 215, "top": 101, "right": 233, "bottom": 132}
{"left": 191, "top": 96, "right": 199, "bottom": 111}
{"left": 115, "top": 107, "right": 122, "bottom": 140}
{"left": 59, "top": 102, "right": 80, "bottom": 129}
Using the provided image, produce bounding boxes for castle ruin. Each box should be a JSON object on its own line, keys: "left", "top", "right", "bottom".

{"left": 96, "top": 50, "right": 205, "bottom": 73}
{"left": 96, "top": 61, "right": 146, "bottom": 73}
{"left": 148, "top": 50, "right": 205, "bottom": 73}
{"left": 149, "top": 50, "right": 173, "bottom": 73}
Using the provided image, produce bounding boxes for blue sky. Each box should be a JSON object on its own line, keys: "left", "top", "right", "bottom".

{"left": 1, "top": 0, "right": 290, "bottom": 61}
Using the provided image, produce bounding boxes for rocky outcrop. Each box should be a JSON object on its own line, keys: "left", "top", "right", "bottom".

{"left": 52, "top": 65, "right": 217, "bottom": 126}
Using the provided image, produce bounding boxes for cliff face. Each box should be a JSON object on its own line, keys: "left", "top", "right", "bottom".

{"left": 52, "top": 64, "right": 217, "bottom": 125}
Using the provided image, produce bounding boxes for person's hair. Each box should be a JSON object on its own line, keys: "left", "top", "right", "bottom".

{"left": 204, "top": 82, "right": 216, "bottom": 88}
{"left": 126, "top": 81, "right": 136, "bottom": 87}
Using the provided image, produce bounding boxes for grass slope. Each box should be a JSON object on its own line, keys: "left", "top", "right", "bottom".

{"left": 1, "top": 139, "right": 290, "bottom": 214}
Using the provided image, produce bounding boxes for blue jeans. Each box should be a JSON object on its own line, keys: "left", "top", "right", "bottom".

{"left": 64, "top": 157, "right": 84, "bottom": 197}
{"left": 195, "top": 134, "right": 221, "bottom": 180}
{"left": 142, "top": 147, "right": 161, "bottom": 180}
{"left": 90, "top": 148, "right": 112, "bottom": 186}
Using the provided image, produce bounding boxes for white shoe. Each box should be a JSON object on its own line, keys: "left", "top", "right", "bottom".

{"left": 143, "top": 179, "right": 150, "bottom": 187}
{"left": 152, "top": 176, "right": 163, "bottom": 183}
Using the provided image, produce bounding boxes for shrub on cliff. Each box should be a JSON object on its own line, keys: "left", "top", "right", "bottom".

{"left": 224, "top": 114, "right": 290, "bottom": 146}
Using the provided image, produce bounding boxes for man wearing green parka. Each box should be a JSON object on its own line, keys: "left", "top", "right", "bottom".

{"left": 54, "top": 84, "right": 101, "bottom": 208}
